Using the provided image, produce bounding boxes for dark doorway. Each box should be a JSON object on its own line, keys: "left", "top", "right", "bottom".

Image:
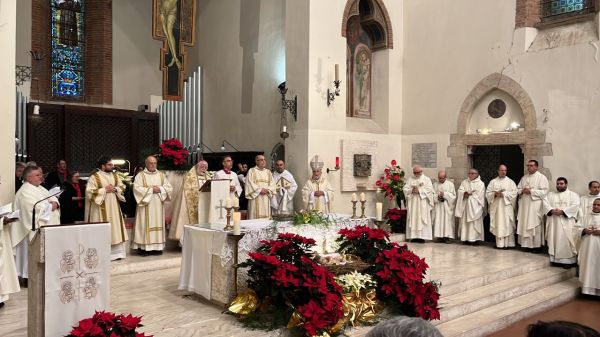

{"left": 471, "top": 145, "right": 524, "bottom": 242}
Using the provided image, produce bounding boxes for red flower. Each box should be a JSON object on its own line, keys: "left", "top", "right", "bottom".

{"left": 391, "top": 159, "right": 397, "bottom": 166}
{"left": 69, "top": 318, "right": 104, "bottom": 337}
{"left": 117, "top": 314, "right": 142, "bottom": 332}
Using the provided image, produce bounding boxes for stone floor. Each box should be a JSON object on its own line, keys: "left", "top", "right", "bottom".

{"left": 0, "top": 240, "right": 585, "bottom": 337}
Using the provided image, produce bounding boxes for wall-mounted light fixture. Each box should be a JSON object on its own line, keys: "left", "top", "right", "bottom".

{"left": 221, "top": 140, "right": 240, "bottom": 152}
{"left": 112, "top": 159, "right": 131, "bottom": 174}
{"left": 278, "top": 82, "right": 297, "bottom": 139}
{"left": 327, "top": 64, "right": 341, "bottom": 106}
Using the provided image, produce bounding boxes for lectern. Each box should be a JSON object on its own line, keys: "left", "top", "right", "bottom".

{"left": 28, "top": 223, "right": 111, "bottom": 337}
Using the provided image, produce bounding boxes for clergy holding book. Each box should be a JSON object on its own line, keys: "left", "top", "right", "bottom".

{"left": 455, "top": 169, "right": 486, "bottom": 244}
{"left": 432, "top": 170, "right": 456, "bottom": 243}
{"left": 271, "top": 159, "right": 298, "bottom": 216}
{"left": 86, "top": 156, "right": 128, "bottom": 261}
{"left": 11, "top": 165, "right": 61, "bottom": 281}
{"left": 132, "top": 156, "right": 173, "bottom": 255}
{"left": 245, "top": 155, "right": 276, "bottom": 220}
{"left": 544, "top": 177, "right": 580, "bottom": 267}
{"left": 402, "top": 166, "right": 434, "bottom": 242}
{"left": 485, "top": 165, "right": 518, "bottom": 248}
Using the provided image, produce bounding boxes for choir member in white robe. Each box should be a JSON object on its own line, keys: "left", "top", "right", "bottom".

{"left": 11, "top": 166, "right": 61, "bottom": 279}
{"left": 432, "top": 170, "right": 456, "bottom": 242}
{"left": 301, "top": 155, "right": 334, "bottom": 214}
{"left": 132, "top": 156, "right": 173, "bottom": 254}
{"left": 578, "top": 198, "right": 600, "bottom": 296}
{"left": 486, "top": 165, "right": 518, "bottom": 248}
{"left": 402, "top": 166, "right": 434, "bottom": 241}
{"left": 1, "top": 217, "right": 21, "bottom": 306}
{"left": 86, "top": 157, "right": 128, "bottom": 261}
{"left": 169, "top": 160, "right": 211, "bottom": 241}
{"left": 245, "top": 155, "right": 276, "bottom": 219}
{"left": 271, "top": 160, "right": 298, "bottom": 215}
{"left": 214, "top": 155, "right": 242, "bottom": 204}
{"left": 517, "top": 160, "right": 549, "bottom": 249}
{"left": 544, "top": 177, "right": 580, "bottom": 265}
{"left": 455, "top": 169, "right": 486, "bottom": 243}
{"left": 578, "top": 180, "right": 600, "bottom": 224}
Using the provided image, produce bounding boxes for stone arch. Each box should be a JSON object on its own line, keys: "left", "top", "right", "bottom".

{"left": 341, "top": 0, "right": 393, "bottom": 49}
{"left": 447, "top": 73, "right": 552, "bottom": 183}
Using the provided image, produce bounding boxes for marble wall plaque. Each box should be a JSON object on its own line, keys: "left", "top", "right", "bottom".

{"left": 341, "top": 139, "right": 378, "bottom": 191}
{"left": 412, "top": 143, "right": 437, "bottom": 168}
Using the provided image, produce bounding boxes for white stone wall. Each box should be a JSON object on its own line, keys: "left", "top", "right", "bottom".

{"left": 1, "top": 0, "right": 17, "bottom": 201}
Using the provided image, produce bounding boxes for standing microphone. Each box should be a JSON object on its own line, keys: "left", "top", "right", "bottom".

{"left": 31, "top": 188, "right": 63, "bottom": 231}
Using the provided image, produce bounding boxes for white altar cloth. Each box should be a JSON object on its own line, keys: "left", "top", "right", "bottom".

{"left": 178, "top": 215, "right": 372, "bottom": 305}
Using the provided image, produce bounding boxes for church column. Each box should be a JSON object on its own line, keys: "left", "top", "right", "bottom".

{"left": 0, "top": 0, "right": 17, "bottom": 202}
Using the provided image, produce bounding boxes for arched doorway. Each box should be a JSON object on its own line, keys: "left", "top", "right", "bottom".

{"left": 447, "top": 73, "right": 552, "bottom": 183}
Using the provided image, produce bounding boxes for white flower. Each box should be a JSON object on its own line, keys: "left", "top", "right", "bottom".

{"left": 334, "top": 271, "right": 377, "bottom": 293}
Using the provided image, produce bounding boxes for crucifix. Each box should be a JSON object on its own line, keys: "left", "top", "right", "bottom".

{"left": 152, "top": 0, "right": 197, "bottom": 100}
{"left": 215, "top": 200, "right": 226, "bottom": 220}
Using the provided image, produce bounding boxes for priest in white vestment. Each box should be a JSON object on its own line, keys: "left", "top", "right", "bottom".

{"left": 271, "top": 159, "right": 298, "bottom": 215}
{"left": 578, "top": 198, "right": 600, "bottom": 296}
{"left": 214, "top": 155, "right": 242, "bottom": 205}
{"left": 1, "top": 217, "right": 21, "bottom": 306}
{"left": 11, "top": 166, "right": 61, "bottom": 279}
{"left": 301, "top": 155, "right": 334, "bottom": 214}
{"left": 169, "top": 160, "right": 211, "bottom": 241}
{"left": 245, "top": 155, "right": 276, "bottom": 219}
{"left": 517, "top": 160, "right": 549, "bottom": 249}
{"left": 432, "top": 170, "right": 456, "bottom": 242}
{"left": 578, "top": 180, "right": 600, "bottom": 224}
{"left": 402, "top": 166, "right": 434, "bottom": 241}
{"left": 86, "top": 157, "right": 128, "bottom": 261}
{"left": 132, "top": 156, "right": 173, "bottom": 254}
{"left": 544, "top": 177, "right": 580, "bottom": 265}
{"left": 486, "top": 165, "right": 518, "bottom": 248}
{"left": 455, "top": 169, "right": 486, "bottom": 243}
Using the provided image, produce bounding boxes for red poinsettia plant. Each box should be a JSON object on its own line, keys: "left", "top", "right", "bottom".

{"left": 66, "top": 311, "right": 152, "bottom": 337}
{"left": 375, "top": 160, "right": 406, "bottom": 201}
{"left": 158, "top": 138, "right": 189, "bottom": 169}
{"left": 373, "top": 244, "right": 440, "bottom": 320}
{"left": 239, "top": 233, "right": 344, "bottom": 336}
{"left": 385, "top": 207, "right": 406, "bottom": 233}
{"left": 337, "top": 225, "right": 393, "bottom": 264}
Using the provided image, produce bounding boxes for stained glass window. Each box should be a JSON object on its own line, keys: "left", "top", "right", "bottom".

{"left": 51, "top": 0, "right": 85, "bottom": 100}
{"left": 542, "top": 0, "right": 595, "bottom": 19}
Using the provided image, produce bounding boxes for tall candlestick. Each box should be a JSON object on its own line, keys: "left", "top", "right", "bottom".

{"left": 351, "top": 193, "right": 357, "bottom": 202}
{"left": 376, "top": 202, "right": 383, "bottom": 221}
{"left": 360, "top": 192, "right": 366, "bottom": 202}
{"left": 335, "top": 64, "right": 339, "bottom": 82}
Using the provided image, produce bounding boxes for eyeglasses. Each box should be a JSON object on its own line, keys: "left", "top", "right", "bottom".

{"left": 413, "top": 171, "right": 422, "bottom": 174}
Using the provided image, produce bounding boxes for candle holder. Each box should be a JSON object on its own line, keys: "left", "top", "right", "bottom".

{"left": 229, "top": 232, "right": 246, "bottom": 296}
{"left": 224, "top": 206, "right": 234, "bottom": 231}
{"left": 351, "top": 200, "right": 358, "bottom": 219}
{"left": 360, "top": 200, "right": 366, "bottom": 219}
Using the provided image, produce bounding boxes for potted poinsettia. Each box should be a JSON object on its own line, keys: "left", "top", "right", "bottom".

{"left": 66, "top": 311, "right": 152, "bottom": 337}
{"left": 375, "top": 160, "right": 406, "bottom": 208}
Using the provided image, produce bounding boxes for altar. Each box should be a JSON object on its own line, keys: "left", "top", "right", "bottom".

{"left": 178, "top": 215, "right": 372, "bottom": 305}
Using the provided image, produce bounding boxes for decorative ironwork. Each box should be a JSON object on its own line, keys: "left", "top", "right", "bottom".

{"left": 16, "top": 66, "right": 32, "bottom": 86}
{"left": 541, "top": 0, "right": 595, "bottom": 20}
{"left": 51, "top": 0, "right": 86, "bottom": 100}
{"left": 278, "top": 82, "right": 297, "bottom": 121}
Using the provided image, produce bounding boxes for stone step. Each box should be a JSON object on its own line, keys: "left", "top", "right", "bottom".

{"left": 440, "top": 257, "right": 550, "bottom": 297}
{"left": 436, "top": 278, "right": 581, "bottom": 337}
{"left": 437, "top": 266, "right": 576, "bottom": 324}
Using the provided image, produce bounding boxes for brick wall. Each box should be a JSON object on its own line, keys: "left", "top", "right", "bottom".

{"left": 515, "top": 0, "right": 541, "bottom": 28}
{"left": 31, "top": 0, "right": 112, "bottom": 104}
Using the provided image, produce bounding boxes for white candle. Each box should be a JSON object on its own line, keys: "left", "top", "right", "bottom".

{"left": 335, "top": 64, "right": 339, "bottom": 82}
{"left": 360, "top": 192, "right": 366, "bottom": 202}
{"left": 351, "top": 193, "right": 357, "bottom": 202}
{"left": 225, "top": 197, "right": 232, "bottom": 208}
{"left": 233, "top": 212, "right": 242, "bottom": 235}
{"left": 233, "top": 197, "right": 239, "bottom": 208}
{"left": 282, "top": 125, "right": 287, "bottom": 133}
{"left": 376, "top": 202, "right": 383, "bottom": 221}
